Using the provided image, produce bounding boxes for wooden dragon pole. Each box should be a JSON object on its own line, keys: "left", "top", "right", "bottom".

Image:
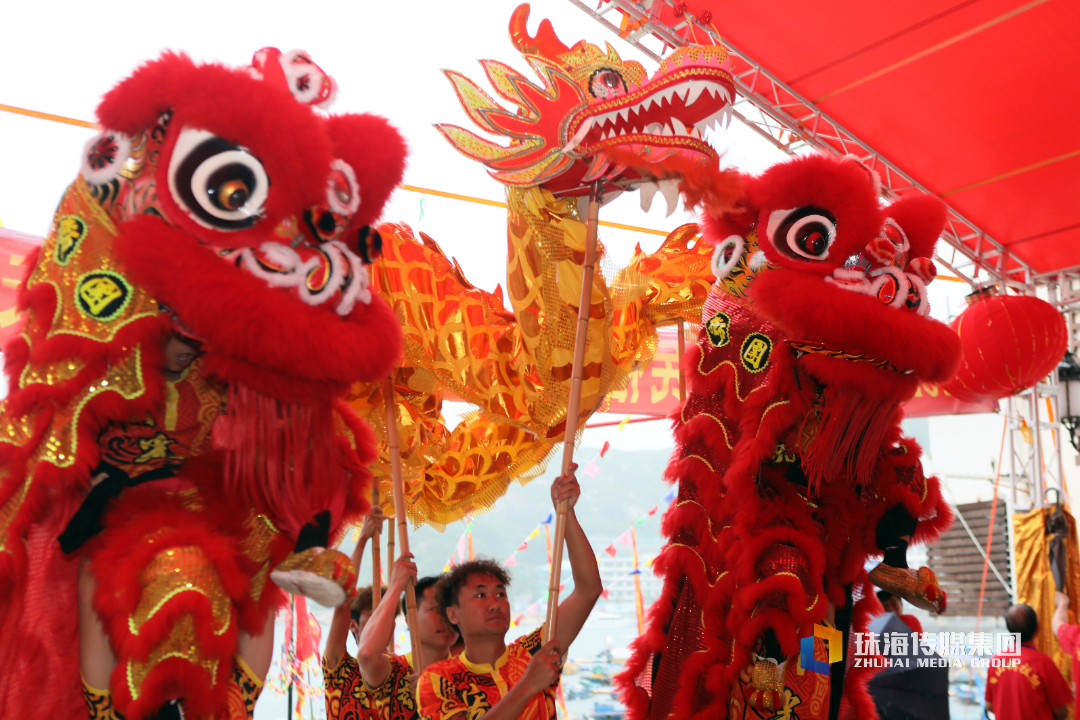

{"left": 544, "top": 180, "right": 603, "bottom": 643}
{"left": 383, "top": 376, "right": 423, "bottom": 667}
{"left": 677, "top": 320, "right": 687, "bottom": 403}
{"left": 370, "top": 484, "right": 382, "bottom": 609}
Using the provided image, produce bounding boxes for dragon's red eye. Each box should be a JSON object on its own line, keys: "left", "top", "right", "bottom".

{"left": 590, "top": 69, "right": 626, "bottom": 99}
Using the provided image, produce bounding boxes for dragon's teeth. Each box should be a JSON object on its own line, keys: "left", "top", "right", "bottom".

{"left": 661, "top": 123, "right": 674, "bottom": 137}
{"left": 671, "top": 117, "right": 689, "bottom": 136}
{"left": 685, "top": 81, "right": 705, "bottom": 106}
{"left": 639, "top": 181, "right": 658, "bottom": 213}
{"left": 618, "top": 108, "right": 630, "bottom": 122}
{"left": 659, "top": 179, "right": 680, "bottom": 217}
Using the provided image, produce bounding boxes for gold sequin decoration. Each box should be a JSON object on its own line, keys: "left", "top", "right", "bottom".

{"left": 19, "top": 355, "right": 85, "bottom": 389}
{"left": 241, "top": 512, "right": 278, "bottom": 601}
{"left": 0, "top": 470, "right": 31, "bottom": 557}
{"left": 0, "top": 399, "right": 40, "bottom": 448}
{"left": 557, "top": 39, "right": 646, "bottom": 90}
{"left": 126, "top": 614, "right": 219, "bottom": 700}
{"left": 31, "top": 346, "right": 145, "bottom": 468}
{"left": 25, "top": 178, "right": 158, "bottom": 343}
{"left": 625, "top": 223, "right": 714, "bottom": 329}
{"left": 356, "top": 192, "right": 662, "bottom": 528}
{"left": 128, "top": 545, "right": 231, "bottom": 637}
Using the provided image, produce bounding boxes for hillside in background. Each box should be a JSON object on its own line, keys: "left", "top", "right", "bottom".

{"left": 343, "top": 444, "right": 676, "bottom": 604}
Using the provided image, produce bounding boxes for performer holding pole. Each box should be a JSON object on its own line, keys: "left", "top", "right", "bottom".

{"left": 416, "top": 469, "right": 600, "bottom": 720}
{"left": 322, "top": 510, "right": 387, "bottom": 719}
{"left": 544, "top": 180, "right": 604, "bottom": 644}
{"left": 383, "top": 376, "right": 424, "bottom": 668}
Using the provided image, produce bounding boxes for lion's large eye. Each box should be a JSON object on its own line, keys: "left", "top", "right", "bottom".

{"left": 167, "top": 128, "right": 269, "bottom": 231}
{"left": 766, "top": 206, "right": 838, "bottom": 261}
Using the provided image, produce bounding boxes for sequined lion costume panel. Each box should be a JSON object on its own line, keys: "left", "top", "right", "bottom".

{"left": 0, "top": 49, "right": 405, "bottom": 719}
{"left": 617, "top": 154, "right": 961, "bottom": 720}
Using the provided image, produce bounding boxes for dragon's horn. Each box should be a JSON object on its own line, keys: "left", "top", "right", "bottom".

{"left": 509, "top": 4, "right": 571, "bottom": 61}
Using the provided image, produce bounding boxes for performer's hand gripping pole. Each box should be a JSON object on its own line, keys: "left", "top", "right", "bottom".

{"left": 383, "top": 376, "right": 423, "bottom": 668}
{"left": 543, "top": 180, "right": 603, "bottom": 644}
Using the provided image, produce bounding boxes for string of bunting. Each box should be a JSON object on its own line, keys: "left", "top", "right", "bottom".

{"left": 266, "top": 596, "right": 323, "bottom": 704}
{"left": 442, "top": 516, "right": 477, "bottom": 571}
{"left": 500, "top": 482, "right": 676, "bottom": 631}
{"left": 501, "top": 414, "right": 635, "bottom": 570}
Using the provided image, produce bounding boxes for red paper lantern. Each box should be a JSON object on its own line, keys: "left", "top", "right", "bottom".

{"left": 943, "top": 288, "right": 1068, "bottom": 402}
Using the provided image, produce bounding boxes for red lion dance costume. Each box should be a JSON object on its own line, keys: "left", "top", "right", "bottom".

{"left": 0, "top": 50, "right": 405, "bottom": 718}
{"left": 617, "top": 154, "right": 962, "bottom": 720}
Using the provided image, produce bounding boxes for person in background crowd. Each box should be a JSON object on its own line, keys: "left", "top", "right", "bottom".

{"left": 1053, "top": 591, "right": 1080, "bottom": 694}
{"left": 417, "top": 465, "right": 601, "bottom": 720}
{"left": 323, "top": 509, "right": 397, "bottom": 719}
{"left": 985, "top": 603, "right": 1071, "bottom": 720}
{"left": 355, "top": 556, "right": 458, "bottom": 720}
{"left": 876, "top": 590, "right": 923, "bottom": 633}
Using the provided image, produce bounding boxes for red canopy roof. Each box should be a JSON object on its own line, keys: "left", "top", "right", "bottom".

{"left": 577, "top": 0, "right": 1080, "bottom": 285}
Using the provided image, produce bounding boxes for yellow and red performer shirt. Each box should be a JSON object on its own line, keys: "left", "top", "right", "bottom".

{"left": 323, "top": 653, "right": 373, "bottom": 720}
{"left": 97, "top": 358, "right": 223, "bottom": 481}
{"left": 417, "top": 628, "right": 558, "bottom": 720}
{"left": 324, "top": 652, "right": 420, "bottom": 720}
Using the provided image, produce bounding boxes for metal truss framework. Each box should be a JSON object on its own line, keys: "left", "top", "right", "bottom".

{"left": 567, "top": 0, "right": 1080, "bottom": 295}
{"left": 1006, "top": 382, "right": 1069, "bottom": 511}
{"left": 569, "top": 0, "right": 1079, "bottom": 594}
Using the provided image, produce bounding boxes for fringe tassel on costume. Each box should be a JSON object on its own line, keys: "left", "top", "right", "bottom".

{"left": 801, "top": 386, "right": 902, "bottom": 491}
{"left": 214, "top": 384, "right": 339, "bottom": 533}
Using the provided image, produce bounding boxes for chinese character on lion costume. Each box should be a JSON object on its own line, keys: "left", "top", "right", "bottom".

{"left": 0, "top": 49, "right": 406, "bottom": 719}
{"left": 616, "top": 154, "right": 962, "bottom": 720}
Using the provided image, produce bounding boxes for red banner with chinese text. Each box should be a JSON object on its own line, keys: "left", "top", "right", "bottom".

{"left": 605, "top": 329, "right": 998, "bottom": 418}
{"left": 0, "top": 229, "right": 41, "bottom": 348}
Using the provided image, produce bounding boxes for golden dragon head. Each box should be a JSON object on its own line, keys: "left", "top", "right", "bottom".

{"left": 436, "top": 4, "right": 734, "bottom": 203}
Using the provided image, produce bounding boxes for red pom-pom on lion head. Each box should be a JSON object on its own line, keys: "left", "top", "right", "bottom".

{"left": 85, "top": 49, "right": 406, "bottom": 400}
{"left": 706, "top": 153, "right": 960, "bottom": 401}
